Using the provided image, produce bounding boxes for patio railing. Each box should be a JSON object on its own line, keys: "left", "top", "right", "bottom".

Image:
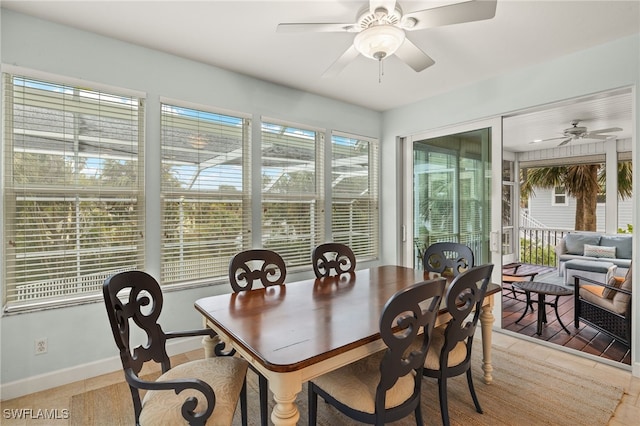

{"left": 519, "top": 227, "right": 570, "bottom": 267}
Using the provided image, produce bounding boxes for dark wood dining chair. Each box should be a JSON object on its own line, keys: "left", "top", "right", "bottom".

{"left": 423, "top": 242, "right": 474, "bottom": 277}
{"left": 421, "top": 264, "right": 494, "bottom": 426}
{"left": 103, "top": 270, "right": 248, "bottom": 426}
{"left": 229, "top": 249, "right": 286, "bottom": 426}
{"left": 308, "top": 277, "right": 447, "bottom": 426}
{"left": 312, "top": 242, "right": 356, "bottom": 278}
{"left": 229, "top": 249, "right": 287, "bottom": 291}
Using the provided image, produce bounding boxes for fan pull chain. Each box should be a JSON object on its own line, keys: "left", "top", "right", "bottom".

{"left": 378, "top": 58, "right": 384, "bottom": 83}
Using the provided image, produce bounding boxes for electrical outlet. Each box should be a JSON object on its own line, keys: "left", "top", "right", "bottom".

{"left": 35, "top": 338, "right": 48, "bottom": 355}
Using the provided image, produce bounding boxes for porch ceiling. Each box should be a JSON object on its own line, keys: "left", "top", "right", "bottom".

{"left": 503, "top": 88, "right": 633, "bottom": 153}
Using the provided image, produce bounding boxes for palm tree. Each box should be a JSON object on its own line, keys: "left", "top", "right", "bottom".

{"left": 520, "top": 162, "right": 632, "bottom": 231}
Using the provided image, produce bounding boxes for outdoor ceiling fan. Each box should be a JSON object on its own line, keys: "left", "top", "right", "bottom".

{"left": 532, "top": 120, "right": 623, "bottom": 147}
{"left": 276, "top": 0, "right": 497, "bottom": 78}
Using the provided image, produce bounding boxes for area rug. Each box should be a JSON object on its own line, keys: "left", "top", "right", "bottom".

{"left": 71, "top": 345, "right": 622, "bottom": 425}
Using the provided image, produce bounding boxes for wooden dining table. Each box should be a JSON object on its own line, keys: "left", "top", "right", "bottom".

{"left": 195, "top": 265, "right": 500, "bottom": 426}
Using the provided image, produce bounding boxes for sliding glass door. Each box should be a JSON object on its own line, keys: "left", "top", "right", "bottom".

{"left": 400, "top": 118, "right": 502, "bottom": 273}
{"left": 412, "top": 129, "right": 490, "bottom": 266}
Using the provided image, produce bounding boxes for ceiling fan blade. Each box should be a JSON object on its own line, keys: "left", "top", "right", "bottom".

{"left": 585, "top": 134, "right": 610, "bottom": 140}
{"left": 529, "top": 136, "right": 566, "bottom": 144}
{"left": 587, "top": 127, "right": 623, "bottom": 134}
{"left": 370, "top": 0, "right": 397, "bottom": 14}
{"left": 557, "top": 138, "right": 572, "bottom": 147}
{"left": 322, "top": 45, "right": 360, "bottom": 78}
{"left": 394, "top": 39, "right": 435, "bottom": 72}
{"left": 277, "top": 23, "right": 355, "bottom": 33}
{"left": 403, "top": 0, "right": 497, "bottom": 31}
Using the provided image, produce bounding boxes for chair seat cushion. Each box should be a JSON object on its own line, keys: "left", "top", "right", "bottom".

{"left": 579, "top": 285, "right": 619, "bottom": 314}
{"left": 565, "top": 259, "right": 615, "bottom": 273}
{"left": 424, "top": 325, "right": 467, "bottom": 370}
{"left": 140, "top": 356, "right": 248, "bottom": 426}
{"left": 310, "top": 350, "right": 415, "bottom": 414}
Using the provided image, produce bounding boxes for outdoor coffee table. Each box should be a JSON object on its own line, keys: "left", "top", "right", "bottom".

{"left": 513, "top": 281, "right": 573, "bottom": 335}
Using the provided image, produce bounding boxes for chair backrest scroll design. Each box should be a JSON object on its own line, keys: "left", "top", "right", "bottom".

{"left": 312, "top": 242, "right": 356, "bottom": 278}
{"left": 423, "top": 242, "right": 474, "bottom": 277}
{"left": 376, "top": 277, "right": 447, "bottom": 415}
{"left": 229, "top": 249, "right": 286, "bottom": 292}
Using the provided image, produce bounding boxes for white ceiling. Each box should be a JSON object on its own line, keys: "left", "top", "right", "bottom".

{"left": 3, "top": 0, "right": 639, "bottom": 151}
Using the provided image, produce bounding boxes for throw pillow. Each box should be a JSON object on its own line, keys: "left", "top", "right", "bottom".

{"left": 602, "top": 275, "right": 623, "bottom": 299}
{"left": 583, "top": 244, "right": 616, "bottom": 259}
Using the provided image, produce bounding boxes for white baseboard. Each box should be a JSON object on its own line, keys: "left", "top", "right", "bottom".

{"left": 1, "top": 337, "right": 203, "bottom": 401}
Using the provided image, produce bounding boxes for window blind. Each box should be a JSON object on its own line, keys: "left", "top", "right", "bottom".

{"left": 2, "top": 74, "right": 145, "bottom": 310}
{"left": 160, "top": 103, "right": 250, "bottom": 285}
{"left": 261, "top": 121, "right": 323, "bottom": 267}
{"left": 331, "top": 133, "right": 379, "bottom": 260}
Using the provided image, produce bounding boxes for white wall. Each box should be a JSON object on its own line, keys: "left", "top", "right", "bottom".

{"left": 0, "top": 9, "right": 382, "bottom": 396}
{"left": 382, "top": 34, "right": 639, "bottom": 373}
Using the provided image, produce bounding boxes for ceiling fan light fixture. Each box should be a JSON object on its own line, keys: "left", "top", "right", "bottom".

{"left": 354, "top": 25, "right": 405, "bottom": 60}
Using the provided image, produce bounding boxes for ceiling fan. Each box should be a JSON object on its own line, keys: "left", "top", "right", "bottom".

{"left": 532, "top": 120, "right": 623, "bottom": 147}
{"left": 276, "top": 0, "right": 497, "bottom": 78}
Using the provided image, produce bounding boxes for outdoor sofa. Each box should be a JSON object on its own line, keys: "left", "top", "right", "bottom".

{"left": 555, "top": 231, "right": 632, "bottom": 279}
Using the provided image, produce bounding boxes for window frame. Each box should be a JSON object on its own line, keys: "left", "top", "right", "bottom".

{"left": 260, "top": 118, "right": 325, "bottom": 269}
{"left": 1, "top": 69, "right": 381, "bottom": 313}
{"left": 159, "top": 100, "right": 252, "bottom": 287}
{"left": 330, "top": 131, "right": 379, "bottom": 262}
{"left": 2, "top": 71, "right": 146, "bottom": 312}
{"left": 551, "top": 186, "right": 568, "bottom": 206}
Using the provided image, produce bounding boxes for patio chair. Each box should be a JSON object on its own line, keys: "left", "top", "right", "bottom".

{"left": 308, "top": 277, "right": 447, "bottom": 425}
{"left": 574, "top": 264, "right": 632, "bottom": 348}
{"left": 423, "top": 242, "right": 474, "bottom": 277}
{"left": 103, "top": 271, "right": 248, "bottom": 426}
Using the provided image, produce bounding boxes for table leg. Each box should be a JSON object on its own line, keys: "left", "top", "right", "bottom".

{"left": 514, "top": 290, "right": 532, "bottom": 323}
{"left": 202, "top": 334, "right": 220, "bottom": 358}
{"left": 553, "top": 295, "right": 571, "bottom": 334}
{"left": 536, "top": 293, "right": 546, "bottom": 335}
{"left": 479, "top": 303, "right": 494, "bottom": 385}
{"left": 269, "top": 372, "right": 302, "bottom": 426}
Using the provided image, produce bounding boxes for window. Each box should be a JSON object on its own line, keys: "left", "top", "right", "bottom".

{"left": 502, "top": 160, "right": 515, "bottom": 255}
{"left": 160, "top": 103, "right": 250, "bottom": 285}
{"left": 2, "top": 74, "right": 144, "bottom": 310}
{"left": 552, "top": 186, "right": 567, "bottom": 205}
{"left": 261, "top": 120, "right": 323, "bottom": 267}
{"left": 331, "top": 133, "right": 378, "bottom": 259}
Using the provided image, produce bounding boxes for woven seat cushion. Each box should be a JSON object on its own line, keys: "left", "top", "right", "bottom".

{"left": 310, "top": 350, "right": 415, "bottom": 414}
{"left": 424, "top": 324, "right": 467, "bottom": 370}
{"left": 140, "top": 356, "right": 248, "bottom": 426}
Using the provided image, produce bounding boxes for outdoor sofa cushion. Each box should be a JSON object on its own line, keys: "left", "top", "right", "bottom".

{"left": 565, "top": 233, "right": 601, "bottom": 255}
{"left": 600, "top": 235, "right": 633, "bottom": 259}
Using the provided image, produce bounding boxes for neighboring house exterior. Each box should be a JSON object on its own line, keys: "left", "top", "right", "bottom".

{"left": 527, "top": 187, "right": 633, "bottom": 232}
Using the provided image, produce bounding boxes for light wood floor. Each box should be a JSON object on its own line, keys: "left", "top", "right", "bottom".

{"left": 1, "top": 332, "right": 639, "bottom": 425}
